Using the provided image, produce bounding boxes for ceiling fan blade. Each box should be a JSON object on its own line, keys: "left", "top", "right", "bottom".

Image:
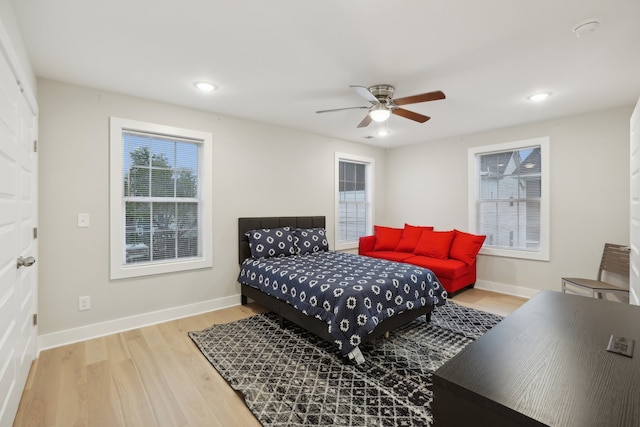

{"left": 393, "top": 108, "right": 431, "bottom": 123}
{"left": 393, "top": 90, "right": 445, "bottom": 106}
{"left": 316, "top": 106, "right": 369, "bottom": 114}
{"left": 357, "top": 114, "right": 373, "bottom": 128}
{"left": 350, "top": 85, "right": 378, "bottom": 104}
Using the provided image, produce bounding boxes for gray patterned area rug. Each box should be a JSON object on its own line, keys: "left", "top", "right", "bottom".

{"left": 189, "top": 301, "right": 503, "bottom": 427}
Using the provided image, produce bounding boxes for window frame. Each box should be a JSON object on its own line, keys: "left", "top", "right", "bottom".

{"left": 334, "top": 152, "right": 374, "bottom": 251}
{"left": 467, "top": 137, "right": 550, "bottom": 261}
{"left": 109, "top": 117, "right": 213, "bottom": 279}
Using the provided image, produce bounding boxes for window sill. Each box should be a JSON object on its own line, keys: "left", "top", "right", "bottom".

{"left": 110, "top": 257, "right": 212, "bottom": 280}
{"left": 334, "top": 242, "right": 359, "bottom": 252}
{"left": 479, "top": 247, "right": 549, "bottom": 262}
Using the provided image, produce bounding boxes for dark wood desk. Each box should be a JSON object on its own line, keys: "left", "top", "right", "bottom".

{"left": 433, "top": 290, "right": 640, "bottom": 426}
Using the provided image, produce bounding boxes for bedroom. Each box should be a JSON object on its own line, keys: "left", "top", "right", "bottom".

{"left": 1, "top": 0, "right": 639, "bottom": 426}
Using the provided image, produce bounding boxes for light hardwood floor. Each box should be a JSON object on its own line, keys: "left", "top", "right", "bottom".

{"left": 13, "top": 289, "right": 527, "bottom": 427}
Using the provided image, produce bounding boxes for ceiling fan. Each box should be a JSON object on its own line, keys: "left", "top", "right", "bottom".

{"left": 316, "top": 84, "right": 446, "bottom": 128}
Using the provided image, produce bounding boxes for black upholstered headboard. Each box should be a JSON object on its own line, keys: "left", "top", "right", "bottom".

{"left": 238, "top": 216, "right": 326, "bottom": 264}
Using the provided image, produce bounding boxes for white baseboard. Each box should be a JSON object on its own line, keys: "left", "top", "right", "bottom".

{"left": 37, "top": 294, "right": 241, "bottom": 353}
{"left": 37, "top": 284, "right": 538, "bottom": 352}
{"left": 474, "top": 280, "right": 540, "bottom": 299}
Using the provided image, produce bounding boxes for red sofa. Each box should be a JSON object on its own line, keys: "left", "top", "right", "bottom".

{"left": 358, "top": 224, "right": 486, "bottom": 294}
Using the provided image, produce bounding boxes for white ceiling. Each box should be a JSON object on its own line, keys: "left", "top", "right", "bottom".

{"left": 11, "top": 0, "right": 640, "bottom": 148}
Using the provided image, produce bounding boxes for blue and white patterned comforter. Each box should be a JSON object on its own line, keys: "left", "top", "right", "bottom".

{"left": 238, "top": 251, "right": 447, "bottom": 357}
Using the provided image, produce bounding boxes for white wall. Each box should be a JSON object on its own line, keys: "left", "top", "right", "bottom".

{"left": 36, "top": 75, "right": 634, "bottom": 344}
{"left": 385, "top": 107, "right": 632, "bottom": 297}
{"left": 37, "top": 78, "right": 387, "bottom": 345}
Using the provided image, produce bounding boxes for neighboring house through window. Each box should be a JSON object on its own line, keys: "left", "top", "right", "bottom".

{"left": 335, "top": 153, "right": 374, "bottom": 250}
{"left": 110, "top": 117, "right": 213, "bottom": 279}
{"left": 468, "top": 137, "right": 550, "bottom": 261}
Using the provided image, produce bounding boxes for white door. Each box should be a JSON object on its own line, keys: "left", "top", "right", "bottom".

{"left": 0, "top": 45, "right": 38, "bottom": 426}
{"left": 631, "top": 98, "right": 640, "bottom": 306}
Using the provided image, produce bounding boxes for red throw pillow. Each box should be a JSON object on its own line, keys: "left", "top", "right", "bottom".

{"left": 449, "top": 230, "right": 486, "bottom": 265}
{"left": 373, "top": 225, "right": 403, "bottom": 251}
{"left": 414, "top": 230, "right": 456, "bottom": 259}
{"left": 395, "top": 224, "right": 434, "bottom": 252}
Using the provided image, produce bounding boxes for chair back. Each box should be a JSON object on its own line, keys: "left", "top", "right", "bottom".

{"left": 598, "top": 243, "right": 630, "bottom": 281}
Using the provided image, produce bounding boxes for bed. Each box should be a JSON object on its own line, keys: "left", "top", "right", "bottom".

{"left": 238, "top": 216, "right": 447, "bottom": 363}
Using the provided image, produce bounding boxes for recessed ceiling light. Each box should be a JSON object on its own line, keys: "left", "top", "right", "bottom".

{"left": 194, "top": 81, "right": 216, "bottom": 92}
{"left": 527, "top": 92, "right": 551, "bottom": 102}
{"left": 572, "top": 19, "right": 600, "bottom": 37}
{"left": 376, "top": 129, "right": 390, "bottom": 137}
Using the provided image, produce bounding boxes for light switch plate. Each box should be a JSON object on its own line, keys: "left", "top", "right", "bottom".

{"left": 78, "top": 213, "right": 90, "bottom": 228}
{"left": 78, "top": 296, "right": 91, "bottom": 311}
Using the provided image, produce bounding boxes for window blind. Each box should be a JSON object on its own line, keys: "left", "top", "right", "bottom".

{"left": 338, "top": 160, "right": 368, "bottom": 242}
{"left": 476, "top": 146, "right": 541, "bottom": 251}
{"left": 122, "top": 131, "right": 202, "bottom": 264}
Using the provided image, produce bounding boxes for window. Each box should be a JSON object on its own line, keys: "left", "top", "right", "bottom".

{"left": 110, "top": 118, "right": 213, "bottom": 279}
{"left": 335, "top": 153, "right": 374, "bottom": 250}
{"left": 468, "top": 137, "right": 549, "bottom": 261}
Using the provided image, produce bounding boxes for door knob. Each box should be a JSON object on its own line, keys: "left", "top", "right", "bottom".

{"left": 17, "top": 256, "right": 36, "bottom": 269}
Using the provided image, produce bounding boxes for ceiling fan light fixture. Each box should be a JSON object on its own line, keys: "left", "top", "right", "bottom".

{"left": 369, "top": 105, "right": 391, "bottom": 122}
{"left": 317, "top": 84, "right": 444, "bottom": 128}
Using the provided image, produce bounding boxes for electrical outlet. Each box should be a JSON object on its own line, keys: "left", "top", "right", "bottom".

{"left": 78, "top": 296, "right": 91, "bottom": 311}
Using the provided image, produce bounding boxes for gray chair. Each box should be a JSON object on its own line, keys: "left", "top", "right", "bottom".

{"left": 562, "top": 243, "right": 630, "bottom": 299}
